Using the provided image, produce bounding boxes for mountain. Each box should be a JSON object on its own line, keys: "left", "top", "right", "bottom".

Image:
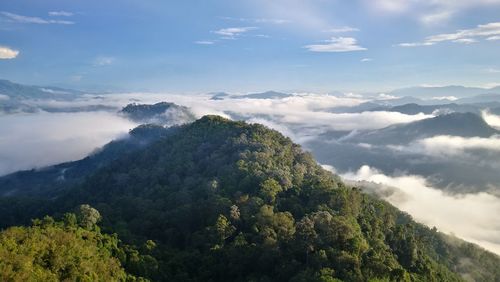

{"left": 377, "top": 103, "right": 481, "bottom": 115}
{"left": 235, "top": 90, "right": 293, "bottom": 99}
{"left": 342, "top": 112, "right": 498, "bottom": 145}
{"left": 1, "top": 116, "right": 499, "bottom": 281}
{"left": 120, "top": 102, "right": 196, "bottom": 126}
{"left": 0, "top": 79, "right": 92, "bottom": 114}
{"left": 330, "top": 102, "right": 483, "bottom": 115}
{"left": 379, "top": 96, "right": 429, "bottom": 106}
{"left": 390, "top": 85, "right": 499, "bottom": 99}
{"left": 329, "top": 102, "right": 385, "bottom": 113}
{"left": 0, "top": 124, "right": 174, "bottom": 198}
{"left": 0, "top": 79, "right": 82, "bottom": 100}
{"left": 457, "top": 94, "right": 500, "bottom": 104}
{"left": 209, "top": 92, "right": 231, "bottom": 100}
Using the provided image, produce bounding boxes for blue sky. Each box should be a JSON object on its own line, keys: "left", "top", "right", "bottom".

{"left": 0, "top": 0, "right": 499, "bottom": 92}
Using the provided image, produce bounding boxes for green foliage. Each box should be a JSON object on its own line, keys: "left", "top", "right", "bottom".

{"left": 76, "top": 204, "right": 102, "bottom": 229}
{"left": 1, "top": 115, "right": 499, "bottom": 281}
{"left": 0, "top": 214, "right": 139, "bottom": 281}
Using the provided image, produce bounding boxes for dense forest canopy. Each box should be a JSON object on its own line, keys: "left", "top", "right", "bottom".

{"left": 0, "top": 116, "right": 499, "bottom": 281}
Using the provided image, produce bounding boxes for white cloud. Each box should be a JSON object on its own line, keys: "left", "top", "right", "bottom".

{"left": 344, "top": 92, "right": 364, "bottom": 98}
{"left": 195, "top": 40, "right": 215, "bottom": 45}
{"left": 376, "top": 93, "right": 398, "bottom": 100}
{"left": 323, "top": 26, "right": 359, "bottom": 33}
{"left": 398, "top": 42, "right": 434, "bottom": 47}
{"left": 342, "top": 165, "right": 500, "bottom": 255}
{"left": 486, "top": 68, "right": 500, "bottom": 73}
{"left": 212, "top": 27, "right": 257, "bottom": 39}
{"left": 368, "top": 0, "right": 500, "bottom": 24}
{"left": 48, "top": 11, "right": 73, "bottom": 17}
{"left": 0, "top": 46, "right": 19, "bottom": 59}
{"left": 419, "top": 135, "right": 500, "bottom": 155}
{"left": 253, "top": 18, "right": 290, "bottom": 24}
{"left": 483, "top": 110, "right": 500, "bottom": 129}
{"left": 431, "top": 96, "right": 458, "bottom": 101}
{"left": 390, "top": 135, "right": 500, "bottom": 158}
{"left": 1, "top": 11, "right": 74, "bottom": 25}
{"left": 93, "top": 56, "right": 115, "bottom": 66}
{"left": 399, "top": 22, "right": 500, "bottom": 47}
{"left": 305, "top": 37, "right": 366, "bottom": 53}
{"left": 0, "top": 112, "right": 137, "bottom": 176}
{"left": 487, "top": 35, "right": 500, "bottom": 40}
{"left": 420, "top": 10, "right": 453, "bottom": 25}
{"left": 453, "top": 38, "right": 477, "bottom": 44}
{"left": 361, "top": 58, "right": 373, "bottom": 62}
{"left": 247, "top": 0, "right": 332, "bottom": 32}
{"left": 483, "top": 82, "right": 500, "bottom": 88}
{"left": 368, "top": 0, "right": 411, "bottom": 13}
{"left": 220, "top": 17, "right": 290, "bottom": 24}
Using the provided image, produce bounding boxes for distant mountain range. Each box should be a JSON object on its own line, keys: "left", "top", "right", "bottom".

{"left": 341, "top": 112, "right": 499, "bottom": 145}
{"left": 210, "top": 90, "right": 293, "bottom": 100}
{"left": 389, "top": 85, "right": 500, "bottom": 99}
{"left": 0, "top": 79, "right": 83, "bottom": 100}
{"left": 306, "top": 112, "right": 500, "bottom": 190}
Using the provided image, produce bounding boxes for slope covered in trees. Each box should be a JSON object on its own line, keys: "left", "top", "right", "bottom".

{"left": 120, "top": 102, "right": 196, "bottom": 126}
{"left": 0, "top": 116, "right": 499, "bottom": 281}
{"left": 0, "top": 205, "right": 143, "bottom": 281}
{"left": 0, "top": 124, "right": 174, "bottom": 198}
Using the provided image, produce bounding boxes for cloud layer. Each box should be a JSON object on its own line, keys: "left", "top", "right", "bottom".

{"left": 399, "top": 22, "right": 500, "bottom": 47}
{"left": 482, "top": 110, "right": 500, "bottom": 129}
{"left": 388, "top": 135, "right": 500, "bottom": 159}
{"left": 0, "top": 112, "right": 137, "bottom": 176}
{"left": 369, "top": 0, "right": 500, "bottom": 24}
{"left": 342, "top": 165, "right": 500, "bottom": 255}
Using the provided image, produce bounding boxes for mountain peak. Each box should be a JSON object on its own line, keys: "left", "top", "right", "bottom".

{"left": 1, "top": 116, "right": 499, "bottom": 281}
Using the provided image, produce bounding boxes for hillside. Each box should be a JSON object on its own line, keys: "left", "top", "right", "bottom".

{"left": 0, "top": 124, "right": 174, "bottom": 198}
{"left": 0, "top": 116, "right": 499, "bottom": 281}
{"left": 0, "top": 79, "right": 82, "bottom": 100}
{"left": 234, "top": 91, "right": 293, "bottom": 99}
{"left": 379, "top": 103, "right": 480, "bottom": 115}
{"left": 120, "top": 102, "right": 196, "bottom": 126}
{"left": 0, "top": 205, "right": 141, "bottom": 281}
{"left": 390, "top": 86, "right": 498, "bottom": 99}
{"left": 342, "top": 112, "right": 498, "bottom": 145}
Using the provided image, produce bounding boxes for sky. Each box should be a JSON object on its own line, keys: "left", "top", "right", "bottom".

{"left": 0, "top": 0, "right": 499, "bottom": 92}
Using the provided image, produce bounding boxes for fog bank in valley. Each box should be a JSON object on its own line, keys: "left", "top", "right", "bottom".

{"left": 0, "top": 111, "right": 137, "bottom": 176}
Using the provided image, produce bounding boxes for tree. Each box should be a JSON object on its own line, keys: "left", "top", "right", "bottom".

{"left": 76, "top": 204, "right": 101, "bottom": 229}
{"left": 259, "top": 178, "right": 282, "bottom": 203}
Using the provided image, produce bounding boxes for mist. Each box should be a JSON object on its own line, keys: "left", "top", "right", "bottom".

{"left": 483, "top": 110, "right": 500, "bottom": 129}
{"left": 0, "top": 111, "right": 137, "bottom": 176}
{"left": 341, "top": 165, "right": 500, "bottom": 255}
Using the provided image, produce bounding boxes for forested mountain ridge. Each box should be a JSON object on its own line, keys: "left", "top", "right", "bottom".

{"left": 0, "top": 124, "right": 174, "bottom": 198}
{"left": 336, "top": 112, "right": 499, "bottom": 145}
{"left": 120, "top": 102, "right": 196, "bottom": 126}
{"left": 0, "top": 116, "right": 499, "bottom": 281}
